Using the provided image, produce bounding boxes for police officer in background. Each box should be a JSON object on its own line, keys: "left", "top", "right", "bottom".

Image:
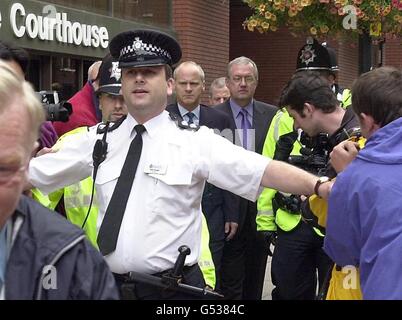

{"left": 321, "top": 42, "right": 352, "bottom": 108}
{"left": 35, "top": 54, "right": 127, "bottom": 247}
{"left": 28, "top": 29, "right": 332, "bottom": 300}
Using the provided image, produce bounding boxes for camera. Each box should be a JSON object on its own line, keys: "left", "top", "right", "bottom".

{"left": 288, "top": 132, "right": 329, "bottom": 175}
{"left": 274, "top": 130, "right": 329, "bottom": 176}
{"left": 36, "top": 91, "right": 73, "bottom": 122}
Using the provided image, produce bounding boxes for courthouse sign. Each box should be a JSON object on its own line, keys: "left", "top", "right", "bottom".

{"left": 0, "top": 0, "right": 172, "bottom": 58}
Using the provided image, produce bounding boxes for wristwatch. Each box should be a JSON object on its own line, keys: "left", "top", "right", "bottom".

{"left": 314, "top": 176, "right": 330, "bottom": 198}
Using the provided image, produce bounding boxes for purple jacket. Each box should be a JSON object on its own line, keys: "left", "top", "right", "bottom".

{"left": 325, "top": 117, "right": 402, "bottom": 299}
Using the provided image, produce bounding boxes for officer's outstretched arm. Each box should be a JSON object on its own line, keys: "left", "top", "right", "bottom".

{"left": 261, "top": 160, "right": 332, "bottom": 199}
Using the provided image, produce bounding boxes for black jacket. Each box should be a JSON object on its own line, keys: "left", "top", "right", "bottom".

{"left": 4, "top": 195, "right": 119, "bottom": 300}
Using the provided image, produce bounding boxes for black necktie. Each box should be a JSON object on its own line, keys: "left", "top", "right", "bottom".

{"left": 187, "top": 112, "right": 195, "bottom": 124}
{"left": 97, "top": 124, "right": 146, "bottom": 255}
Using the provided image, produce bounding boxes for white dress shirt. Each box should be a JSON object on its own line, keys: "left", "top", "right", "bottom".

{"left": 29, "top": 111, "right": 269, "bottom": 274}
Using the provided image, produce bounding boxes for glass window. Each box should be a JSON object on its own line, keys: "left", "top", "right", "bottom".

{"left": 44, "top": 0, "right": 171, "bottom": 27}
{"left": 112, "top": 0, "right": 171, "bottom": 27}
{"left": 52, "top": 56, "right": 80, "bottom": 101}
{"left": 45, "top": 0, "right": 109, "bottom": 16}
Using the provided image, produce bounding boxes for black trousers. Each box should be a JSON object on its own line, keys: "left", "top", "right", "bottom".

{"left": 113, "top": 264, "right": 206, "bottom": 300}
{"left": 271, "top": 220, "right": 333, "bottom": 300}
{"left": 220, "top": 201, "right": 269, "bottom": 300}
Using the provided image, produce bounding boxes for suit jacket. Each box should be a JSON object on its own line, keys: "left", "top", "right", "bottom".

{"left": 215, "top": 99, "right": 277, "bottom": 229}
{"left": 166, "top": 103, "right": 239, "bottom": 241}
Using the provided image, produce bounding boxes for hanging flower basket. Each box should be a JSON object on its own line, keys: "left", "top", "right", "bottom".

{"left": 243, "top": 0, "right": 402, "bottom": 41}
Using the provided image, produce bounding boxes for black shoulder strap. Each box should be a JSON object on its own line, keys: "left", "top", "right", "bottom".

{"left": 96, "top": 115, "right": 127, "bottom": 134}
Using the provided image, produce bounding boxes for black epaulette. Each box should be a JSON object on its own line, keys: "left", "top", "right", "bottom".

{"left": 169, "top": 112, "right": 200, "bottom": 131}
{"left": 96, "top": 115, "right": 127, "bottom": 134}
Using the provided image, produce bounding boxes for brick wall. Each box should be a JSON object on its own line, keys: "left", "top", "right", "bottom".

{"left": 172, "top": 0, "right": 230, "bottom": 104}
{"left": 384, "top": 38, "right": 402, "bottom": 68}
{"left": 230, "top": 4, "right": 359, "bottom": 105}
{"left": 328, "top": 40, "right": 359, "bottom": 89}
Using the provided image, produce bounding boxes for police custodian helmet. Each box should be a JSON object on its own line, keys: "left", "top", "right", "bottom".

{"left": 322, "top": 42, "right": 339, "bottom": 73}
{"left": 296, "top": 37, "right": 332, "bottom": 72}
{"left": 109, "top": 29, "right": 182, "bottom": 69}
{"left": 96, "top": 54, "right": 121, "bottom": 96}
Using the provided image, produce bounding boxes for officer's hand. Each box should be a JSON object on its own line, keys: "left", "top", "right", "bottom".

{"left": 330, "top": 140, "right": 359, "bottom": 173}
{"left": 257, "top": 231, "right": 277, "bottom": 257}
{"left": 225, "top": 222, "right": 238, "bottom": 241}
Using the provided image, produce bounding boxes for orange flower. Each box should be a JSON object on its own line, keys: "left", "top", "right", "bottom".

{"left": 310, "top": 26, "right": 318, "bottom": 35}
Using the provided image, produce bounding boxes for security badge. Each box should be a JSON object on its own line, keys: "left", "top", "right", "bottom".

{"left": 144, "top": 163, "right": 167, "bottom": 175}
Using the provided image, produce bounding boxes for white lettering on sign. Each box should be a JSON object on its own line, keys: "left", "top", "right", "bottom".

{"left": 10, "top": 3, "right": 109, "bottom": 48}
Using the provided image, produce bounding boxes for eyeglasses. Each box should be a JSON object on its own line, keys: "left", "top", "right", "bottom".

{"left": 0, "top": 163, "right": 27, "bottom": 185}
{"left": 230, "top": 76, "right": 256, "bottom": 84}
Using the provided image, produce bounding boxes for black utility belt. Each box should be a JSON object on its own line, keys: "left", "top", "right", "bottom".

{"left": 113, "top": 264, "right": 197, "bottom": 283}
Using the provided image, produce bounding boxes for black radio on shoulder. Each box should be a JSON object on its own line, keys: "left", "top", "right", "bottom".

{"left": 93, "top": 123, "right": 110, "bottom": 170}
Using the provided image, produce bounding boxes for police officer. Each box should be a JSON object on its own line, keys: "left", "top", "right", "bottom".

{"left": 28, "top": 29, "right": 331, "bottom": 300}
{"left": 34, "top": 54, "right": 127, "bottom": 247}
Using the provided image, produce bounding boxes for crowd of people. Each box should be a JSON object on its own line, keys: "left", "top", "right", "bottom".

{"left": 0, "top": 28, "right": 401, "bottom": 301}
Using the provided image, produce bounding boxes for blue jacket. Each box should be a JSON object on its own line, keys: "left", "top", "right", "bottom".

{"left": 325, "top": 117, "right": 402, "bottom": 299}
{"left": 5, "top": 195, "right": 119, "bottom": 300}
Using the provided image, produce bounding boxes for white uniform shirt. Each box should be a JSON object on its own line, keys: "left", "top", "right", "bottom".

{"left": 29, "top": 111, "right": 270, "bottom": 274}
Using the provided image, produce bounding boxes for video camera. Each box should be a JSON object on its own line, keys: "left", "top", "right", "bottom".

{"left": 288, "top": 132, "right": 329, "bottom": 176}
{"left": 36, "top": 91, "right": 72, "bottom": 122}
{"left": 274, "top": 130, "right": 329, "bottom": 176}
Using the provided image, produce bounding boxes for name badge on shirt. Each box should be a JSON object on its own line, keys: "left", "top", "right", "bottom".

{"left": 144, "top": 163, "right": 167, "bottom": 175}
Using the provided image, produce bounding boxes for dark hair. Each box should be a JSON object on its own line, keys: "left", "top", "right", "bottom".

{"left": 279, "top": 71, "right": 338, "bottom": 117}
{"left": 352, "top": 67, "right": 402, "bottom": 127}
{"left": 165, "top": 64, "right": 173, "bottom": 80}
{"left": 0, "top": 41, "right": 30, "bottom": 72}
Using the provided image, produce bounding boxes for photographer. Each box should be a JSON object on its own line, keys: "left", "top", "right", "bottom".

{"left": 274, "top": 71, "right": 359, "bottom": 300}
{"left": 325, "top": 67, "right": 402, "bottom": 299}
{"left": 257, "top": 38, "right": 357, "bottom": 300}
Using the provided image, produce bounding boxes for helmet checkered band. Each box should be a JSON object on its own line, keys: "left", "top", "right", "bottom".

{"left": 120, "top": 37, "right": 172, "bottom": 61}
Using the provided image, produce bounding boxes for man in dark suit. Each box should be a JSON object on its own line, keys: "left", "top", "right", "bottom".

{"left": 215, "top": 56, "right": 277, "bottom": 300}
{"left": 166, "top": 61, "right": 239, "bottom": 293}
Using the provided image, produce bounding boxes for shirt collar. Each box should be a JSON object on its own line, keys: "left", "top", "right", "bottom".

{"left": 229, "top": 99, "right": 254, "bottom": 118}
{"left": 126, "top": 111, "right": 168, "bottom": 139}
{"left": 177, "top": 104, "right": 201, "bottom": 120}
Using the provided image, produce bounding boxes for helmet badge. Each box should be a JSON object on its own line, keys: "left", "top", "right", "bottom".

{"left": 109, "top": 61, "right": 121, "bottom": 81}
{"left": 300, "top": 45, "right": 317, "bottom": 66}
